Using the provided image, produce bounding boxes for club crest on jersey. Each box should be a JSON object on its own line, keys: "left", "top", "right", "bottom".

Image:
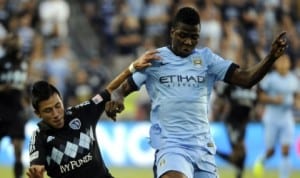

{"left": 192, "top": 56, "right": 202, "bottom": 68}
{"left": 69, "top": 118, "right": 81, "bottom": 130}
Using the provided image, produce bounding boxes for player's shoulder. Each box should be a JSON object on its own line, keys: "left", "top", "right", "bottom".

{"left": 156, "top": 46, "right": 172, "bottom": 58}
{"left": 192, "top": 47, "right": 215, "bottom": 61}
{"left": 192, "top": 47, "right": 213, "bottom": 55}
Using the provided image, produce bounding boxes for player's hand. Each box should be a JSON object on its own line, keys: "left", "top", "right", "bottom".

{"left": 132, "top": 50, "right": 160, "bottom": 70}
{"left": 26, "top": 165, "right": 45, "bottom": 178}
{"left": 105, "top": 101, "right": 125, "bottom": 121}
{"left": 272, "top": 95, "right": 284, "bottom": 105}
{"left": 270, "top": 31, "right": 288, "bottom": 59}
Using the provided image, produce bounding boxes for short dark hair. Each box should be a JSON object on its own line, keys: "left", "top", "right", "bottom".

{"left": 172, "top": 6, "right": 200, "bottom": 27}
{"left": 31, "top": 81, "right": 61, "bottom": 110}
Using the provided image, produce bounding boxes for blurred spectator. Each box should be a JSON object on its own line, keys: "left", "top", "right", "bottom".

{"left": 198, "top": 0, "right": 222, "bottom": 52}
{"left": 17, "top": 10, "right": 35, "bottom": 56}
{"left": 0, "top": 33, "right": 28, "bottom": 178}
{"left": 141, "top": 0, "right": 171, "bottom": 46}
{"left": 262, "top": 0, "right": 280, "bottom": 31}
{"left": 27, "top": 34, "right": 46, "bottom": 85}
{"left": 44, "top": 39, "right": 75, "bottom": 98}
{"left": 115, "top": 15, "right": 142, "bottom": 57}
{"left": 239, "top": 0, "right": 264, "bottom": 47}
{"left": 38, "top": 0, "right": 70, "bottom": 38}
{"left": 220, "top": 18, "right": 243, "bottom": 63}
{"left": 127, "top": 0, "right": 144, "bottom": 18}
{"left": 97, "top": 0, "right": 118, "bottom": 60}
{"left": 65, "top": 68, "right": 93, "bottom": 106}
{"left": 0, "top": 0, "right": 11, "bottom": 30}
{"left": 84, "top": 56, "right": 111, "bottom": 93}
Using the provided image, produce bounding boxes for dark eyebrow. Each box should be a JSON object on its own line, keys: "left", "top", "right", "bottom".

{"left": 41, "top": 102, "right": 61, "bottom": 112}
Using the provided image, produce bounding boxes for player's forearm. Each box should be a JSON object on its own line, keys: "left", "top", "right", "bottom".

{"left": 111, "top": 80, "right": 136, "bottom": 101}
{"left": 246, "top": 54, "right": 277, "bottom": 87}
{"left": 106, "top": 68, "right": 132, "bottom": 94}
{"left": 234, "top": 54, "right": 276, "bottom": 88}
{"left": 258, "top": 92, "right": 282, "bottom": 105}
{"left": 106, "top": 62, "right": 137, "bottom": 93}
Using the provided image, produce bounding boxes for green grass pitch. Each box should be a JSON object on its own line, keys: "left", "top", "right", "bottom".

{"left": 1, "top": 166, "right": 299, "bottom": 178}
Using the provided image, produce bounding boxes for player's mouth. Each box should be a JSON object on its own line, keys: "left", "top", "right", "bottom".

{"left": 181, "top": 47, "right": 193, "bottom": 55}
{"left": 53, "top": 117, "right": 64, "bottom": 128}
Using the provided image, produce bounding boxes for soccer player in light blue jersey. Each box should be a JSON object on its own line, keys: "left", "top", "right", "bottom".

{"left": 106, "top": 6, "right": 288, "bottom": 178}
{"left": 253, "top": 54, "right": 299, "bottom": 178}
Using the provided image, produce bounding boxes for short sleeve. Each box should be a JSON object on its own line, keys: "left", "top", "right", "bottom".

{"left": 132, "top": 70, "right": 148, "bottom": 89}
{"left": 29, "top": 129, "right": 46, "bottom": 165}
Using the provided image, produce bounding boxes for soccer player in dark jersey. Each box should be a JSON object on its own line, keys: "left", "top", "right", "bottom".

{"left": 215, "top": 83, "right": 257, "bottom": 178}
{"left": 0, "top": 33, "right": 28, "bottom": 178}
{"left": 26, "top": 50, "right": 160, "bottom": 178}
{"left": 105, "top": 7, "right": 287, "bottom": 178}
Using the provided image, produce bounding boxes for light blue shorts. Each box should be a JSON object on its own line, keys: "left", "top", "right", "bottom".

{"left": 264, "top": 117, "right": 295, "bottom": 149}
{"left": 154, "top": 147, "right": 219, "bottom": 178}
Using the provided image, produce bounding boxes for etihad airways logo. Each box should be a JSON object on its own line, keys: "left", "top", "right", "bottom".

{"left": 159, "top": 75, "right": 205, "bottom": 87}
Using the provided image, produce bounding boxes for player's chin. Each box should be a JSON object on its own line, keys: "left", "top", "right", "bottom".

{"left": 180, "top": 49, "right": 193, "bottom": 56}
{"left": 52, "top": 119, "right": 64, "bottom": 129}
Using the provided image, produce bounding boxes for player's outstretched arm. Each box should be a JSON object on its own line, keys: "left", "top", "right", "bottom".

{"left": 26, "top": 165, "right": 45, "bottom": 178}
{"left": 105, "top": 50, "right": 160, "bottom": 121}
{"left": 105, "top": 50, "right": 160, "bottom": 93}
{"left": 228, "top": 31, "right": 288, "bottom": 88}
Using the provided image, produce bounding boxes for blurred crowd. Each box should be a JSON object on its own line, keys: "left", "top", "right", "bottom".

{"left": 1, "top": 0, "right": 300, "bottom": 122}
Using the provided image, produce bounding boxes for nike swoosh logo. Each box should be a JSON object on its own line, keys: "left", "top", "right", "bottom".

{"left": 160, "top": 63, "right": 169, "bottom": 66}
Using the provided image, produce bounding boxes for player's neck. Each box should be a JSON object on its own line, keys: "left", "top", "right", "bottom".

{"left": 167, "top": 45, "right": 190, "bottom": 58}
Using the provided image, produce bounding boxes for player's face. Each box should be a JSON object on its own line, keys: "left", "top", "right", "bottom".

{"left": 35, "top": 93, "right": 65, "bottom": 129}
{"left": 170, "top": 22, "right": 200, "bottom": 57}
{"left": 274, "top": 55, "right": 291, "bottom": 75}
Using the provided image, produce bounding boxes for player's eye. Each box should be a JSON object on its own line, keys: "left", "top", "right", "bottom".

{"left": 43, "top": 108, "right": 52, "bottom": 113}
{"left": 55, "top": 103, "right": 62, "bottom": 109}
{"left": 178, "top": 32, "right": 188, "bottom": 38}
{"left": 191, "top": 35, "right": 199, "bottom": 40}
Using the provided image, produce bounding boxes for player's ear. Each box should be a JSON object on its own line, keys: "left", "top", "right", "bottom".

{"left": 170, "top": 28, "right": 175, "bottom": 38}
{"left": 34, "top": 110, "right": 41, "bottom": 118}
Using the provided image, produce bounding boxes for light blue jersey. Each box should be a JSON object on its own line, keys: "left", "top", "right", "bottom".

{"left": 260, "top": 71, "right": 299, "bottom": 148}
{"left": 132, "top": 47, "right": 232, "bottom": 149}
{"left": 132, "top": 47, "right": 233, "bottom": 177}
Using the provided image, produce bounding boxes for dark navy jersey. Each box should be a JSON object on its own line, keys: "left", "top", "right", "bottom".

{"left": 0, "top": 55, "right": 27, "bottom": 90}
{"left": 0, "top": 55, "right": 28, "bottom": 121}
{"left": 218, "top": 84, "right": 257, "bottom": 125}
{"left": 29, "top": 90, "right": 114, "bottom": 178}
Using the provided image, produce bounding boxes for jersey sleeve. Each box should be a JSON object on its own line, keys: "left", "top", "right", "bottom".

{"left": 131, "top": 70, "right": 148, "bottom": 89}
{"left": 29, "top": 129, "right": 46, "bottom": 165}
{"left": 68, "top": 90, "right": 111, "bottom": 124}
{"left": 206, "top": 48, "right": 237, "bottom": 81}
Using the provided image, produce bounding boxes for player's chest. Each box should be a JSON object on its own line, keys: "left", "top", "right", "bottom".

{"left": 45, "top": 120, "right": 96, "bottom": 157}
{"left": 269, "top": 75, "right": 297, "bottom": 94}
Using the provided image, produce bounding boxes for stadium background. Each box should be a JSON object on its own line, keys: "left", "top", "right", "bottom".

{"left": 1, "top": 0, "right": 300, "bottom": 177}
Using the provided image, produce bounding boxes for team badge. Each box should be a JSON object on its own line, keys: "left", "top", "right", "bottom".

{"left": 159, "top": 158, "right": 166, "bottom": 167}
{"left": 69, "top": 118, "right": 81, "bottom": 130}
{"left": 192, "top": 56, "right": 202, "bottom": 68}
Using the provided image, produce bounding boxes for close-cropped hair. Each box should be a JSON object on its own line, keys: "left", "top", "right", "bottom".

{"left": 31, "top": 81, "right": 61, "bottom": 110}
{"left": 172, "top": 6, "right": 200, "bottom": 27}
